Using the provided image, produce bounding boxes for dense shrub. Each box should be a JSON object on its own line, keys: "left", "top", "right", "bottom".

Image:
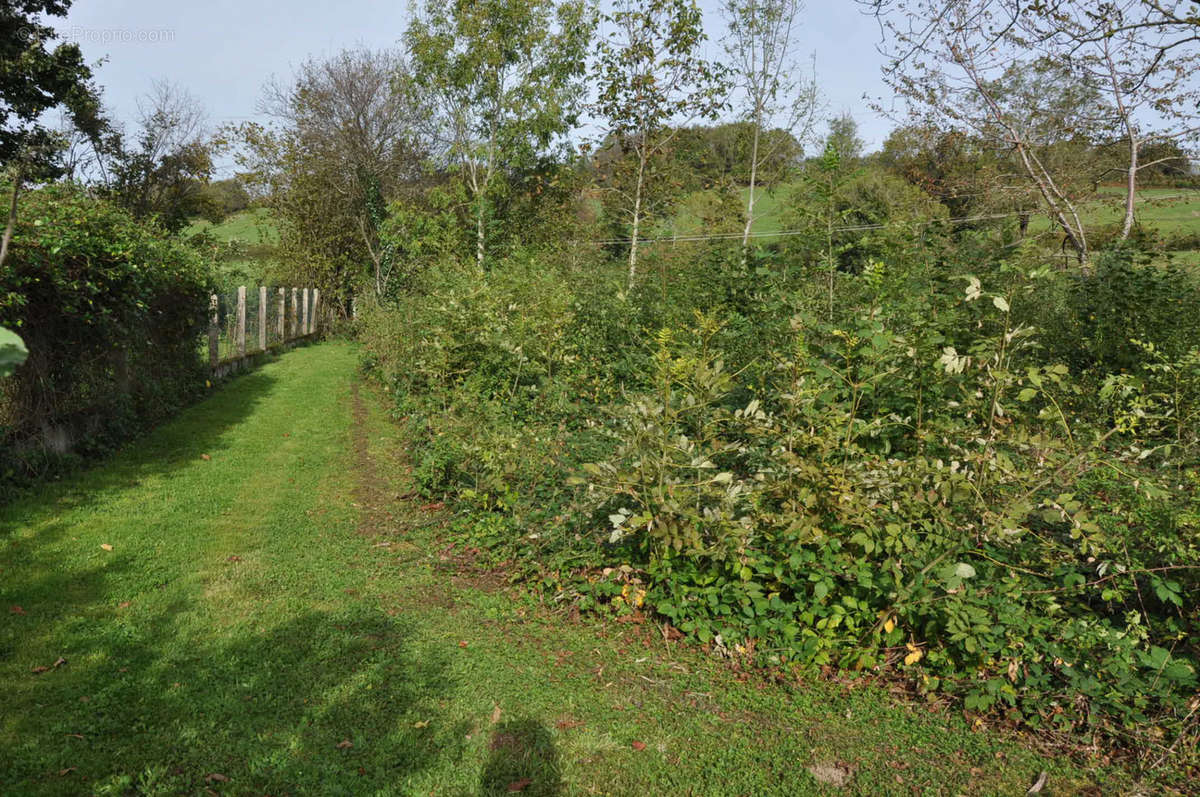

{"left": 361, "top": 208, "right": 1200, "bottom": 765}
{"left": 581, "top": 291, "right": 1198, "bottom": 742}
{"left": 0, "top": 183, "right": 211, "bottom": 488}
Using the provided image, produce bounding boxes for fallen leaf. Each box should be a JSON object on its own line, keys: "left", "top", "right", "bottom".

{"left": 227, "top": 555, "right": 242, "bottom": 563}
{"left": 53, "top": 657, "right": 67, "bottom": 668}
{"left": 201, "top": 454, "right": 211, "bottom": 461}
{"left": 10, "top": 605, "right": 25, "bottom": 615}
{"left": 31, "top": 665, "right": 49, "bottom": 674}
{"left": 336, "top": 739, "right": 353, "bottom": 749}
{"left": 506, "top": 778, "right": 532, "bottom": 792}
{"left": 65, "top": 734, "right": 84, "bottom": 740}
{"left": 204, "top": 773, "right": 229, "bottom": 783}
{"left": 413, "top": 720, "right": 429, "bottom": 728}
{"left": 555, "top": 719, "right": 584, "bottom": 731}
{"left": 458, "top": 641, "right": 469, "bottom": 648}
{"left": 1026, "top": 771, "right": 1048, "bottom": 795}
{"left": 58, "top": 767, "right": 76, "bottom": 776}
{"left": 491, "top": 705, "right": 502, "bottom": 724}
{"left": 631, "top": 740, "right": 647, "bottom": 751}
{"left": 100, "top": 544, "right": 113, "bottom": 552}
{"left": 118, "top": 601, "right": 131, "bottom": 609}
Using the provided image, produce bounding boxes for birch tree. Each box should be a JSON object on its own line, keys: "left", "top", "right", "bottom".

{"left": 1028, "top": 1, "right": 1200, "bottom": 238}
{"left": 721, "top": 0, "right": 820, "bottom": 258}
{"left": 404, "top": 0, "right": 592, "bottom": 272}
{"left": 593, "top": 0, "right": 728, "bottom": 288}
{"left": 871, "top": 0, "right": 1200, "bottom": 267}
{"left": 875, "top": 0, "right": 1104, "bottom": 267}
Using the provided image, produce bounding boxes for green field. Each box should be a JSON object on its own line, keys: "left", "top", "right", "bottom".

{"left": 185, "top": 207, "right": 279, "bottom": 246}
{"left": 668, "top": 183, "right": 1200, "bottom": 248}
{"left": 0, "top": 343, "right": 1138, "bottom": 795}
{"left": 186, "top": 208, "right": 280, "bottom": 290}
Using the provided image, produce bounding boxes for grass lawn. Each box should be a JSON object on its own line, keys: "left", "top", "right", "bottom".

{"left": 0, "top": 343, "right": 1144, "bottom": 795}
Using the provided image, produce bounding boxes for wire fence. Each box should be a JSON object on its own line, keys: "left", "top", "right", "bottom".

{"left": 208, "top": 286, "right": 320, "bottom": 367}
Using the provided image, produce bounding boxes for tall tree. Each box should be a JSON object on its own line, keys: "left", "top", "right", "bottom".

{"left": 593, "top": 0, "right": 729, "bottom": 287}
{"left": 824, "top": 113, "right": 864, "bottom": 161}
{"left": 721, "top": 0, "right": 820, "bottom": 255}
{"left": 259, "top": 49, "right": 423, "bottom": 298}
{"left": 105, "top": 80, "right": 215, "bottom": 232}
{"left": 0, "top": 0, "right": 104, "bottom": 268}
{"left": 404, "top": 0, "right": 592, "bottom": 271}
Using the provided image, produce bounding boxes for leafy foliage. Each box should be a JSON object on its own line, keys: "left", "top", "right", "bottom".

{"left": 362, "top": 227, "right": 1200, "bottom": 768}
{"left": 0, "top": 326, "right": 26, "bottom": 378}
{"left": 0, "top": 182, "right": 210, "bottom": 488}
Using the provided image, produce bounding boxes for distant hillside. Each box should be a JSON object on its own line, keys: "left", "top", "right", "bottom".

{"left": 186, "top": 207, "right": 279, "bottom": 246}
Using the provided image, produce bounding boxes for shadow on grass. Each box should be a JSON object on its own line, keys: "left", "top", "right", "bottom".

{"left": 0, "top": 368, "right": 278, "bottom": 535}
{"left": 480, "top": 719, "right": 561, "bottom": 796}
{"left": 3, "top": 572, "right": 463, "bottom": 793}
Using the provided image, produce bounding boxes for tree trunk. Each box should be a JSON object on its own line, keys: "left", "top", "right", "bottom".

{"left": 826, "top": 173, "right": 835, "bottom": 320}
{"left": 0, "top": 170, "right": 22, "bottom": 271}
{"left": 476, "top": 199, "right": 486, "bottom": 272}
{"left": 1121, "top": 136, "right": 1138, "bottom": 239}
{"left": 357, "top": 215, "right": 385, "bottom": 298}
{"left": 1013, "top": 142, "right": 1088, "bottom": 270}
{"left": 741, "top": 123, "right": 761, "bottom": 265}
{"left": 628, "top": 155, "right": 647, "bottom": 290}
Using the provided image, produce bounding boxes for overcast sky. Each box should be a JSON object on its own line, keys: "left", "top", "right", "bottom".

{"left": 55, "top": 0, "right": 895, "bottom": 174}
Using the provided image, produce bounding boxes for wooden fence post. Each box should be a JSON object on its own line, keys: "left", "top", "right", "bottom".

{"left": 302, "top": 287, "right": 309, "bottom": 336}
{"left": 291, "top": 287, "right": 299, "bottom": 338}
{"left": 209, "top": 293, "right": 219, "bottom": 367}
{"left": 277, "top": 287, "right": 285, "bottom": 343}
{"left": 258, "top": 286, "right": 267, "bottom": 352}
{"left": 312, "top": 288, "right": 320, "bottom": 334}
{"left": 236, "top": 286, "right": 247, "bottom": 357}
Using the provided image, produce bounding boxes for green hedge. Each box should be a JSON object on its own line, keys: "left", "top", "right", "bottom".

{"left": 0, "top": 183, "right": 211, "bottom": 490}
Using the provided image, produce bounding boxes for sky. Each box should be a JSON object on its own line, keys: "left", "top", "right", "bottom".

{"left": 55, "top": 0, "right": 895, "bottom": 174}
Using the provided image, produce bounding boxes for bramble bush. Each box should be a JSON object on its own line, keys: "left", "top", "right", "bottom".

{"left": 361, "top": 223, "right": 1199, "bottom": 767}
{"left": 580, "top": 281, "right": 1198, "bottom": 745}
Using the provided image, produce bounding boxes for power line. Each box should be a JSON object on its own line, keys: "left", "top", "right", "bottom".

{"left": 588, "top": 211, "right": 1024, "bottom": 246}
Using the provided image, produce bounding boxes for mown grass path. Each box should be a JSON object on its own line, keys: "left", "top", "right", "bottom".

{"left": 1, "top": 343, "right": 1133, "bottom": 795}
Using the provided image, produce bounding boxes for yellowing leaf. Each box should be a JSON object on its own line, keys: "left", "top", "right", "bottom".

{"left": 883, "top": 617, "right": 895, "bottom": 634}
{"left": 100, "top": 544, "right": 113, "bottom": 551}
{"left": 904, "top": 649, "right": 923, "bottom": 666}
{"left": 413, "top": 720, "right": 429, "bottom": 728}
